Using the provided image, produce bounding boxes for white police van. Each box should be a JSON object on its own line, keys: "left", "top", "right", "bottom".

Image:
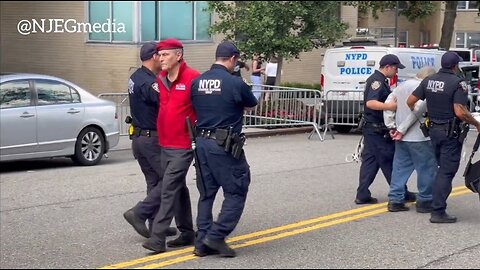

{"left": 320, "top": 46, "right": 445, "bottom": 133}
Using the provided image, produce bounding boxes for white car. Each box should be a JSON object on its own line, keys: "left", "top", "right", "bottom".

{"left": 0, "top": 73, "right": 119, "bottom": 165}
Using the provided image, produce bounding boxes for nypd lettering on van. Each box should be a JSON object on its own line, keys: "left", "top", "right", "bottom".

{"left": 339, "top": 53, "right": 373, "bottom": 75}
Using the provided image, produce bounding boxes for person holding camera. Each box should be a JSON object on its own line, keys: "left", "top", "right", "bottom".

{"left": 384, "top": 66, "right": 438, "bottom": 213}
{"left": 407, "top": 51, "right": 480, "bottom": 223}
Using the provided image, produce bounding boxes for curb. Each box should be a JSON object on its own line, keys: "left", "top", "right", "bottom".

{"left": 110, "top": 127, "right": 315, "bottom": 152}
{"left": 244, "top": 126, "right": 314, "bottom": 138}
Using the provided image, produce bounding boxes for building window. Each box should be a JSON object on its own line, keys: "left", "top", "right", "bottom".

{"left": 457, "top": 1, "right": 479, "bottom": 10}
{"left": 384, "top": 1, "right": 408, "bottom": 11}
{"left": 456, "top": 32, "right": 480, "bottom": 48}
{"left": 420, "top": 31, "right": 431, "bottom": 46}
{"left": 381, "top": 28, "right": 395, "bottom": 38}
{"left": 88, "top": 1, "right": 211, "bottom": 43}
{"left": 88, "top": 1, "right": 134, "bottom": 42}
{"left": 398, "top": 31, "right": 408, "bottom": 47}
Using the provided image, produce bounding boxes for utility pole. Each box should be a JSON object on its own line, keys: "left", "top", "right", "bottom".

{"left": 394, "top": 1, "right": 399, "bottom": 47}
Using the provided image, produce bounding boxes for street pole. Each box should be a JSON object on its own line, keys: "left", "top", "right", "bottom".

{"left": 394, "top": 1, "right": 399, "bottom": 47}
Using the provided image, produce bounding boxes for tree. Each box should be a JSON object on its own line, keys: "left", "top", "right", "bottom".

{"left": 206, "top": 1, "right": 348, "bottom": 85}
{"left": 439, "top": 1, "right": 458, "bottom": 50}
{"left": 347, "top": 1, "right": 463, "bottom": 50}
{"left": 347, "top": 1, "right": 437, "bottom": 21}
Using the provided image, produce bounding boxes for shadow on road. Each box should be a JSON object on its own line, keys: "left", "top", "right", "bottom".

{"left": 0, "top": 151, "right": 130, "bottom": 174}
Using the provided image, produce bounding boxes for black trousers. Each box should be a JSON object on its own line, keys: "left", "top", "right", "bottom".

{"left": 194, "top": 138, "right": 251, "bottom": 250}
{"left": 429, "top": 128, "right": 463, "bottom": 214}
{"left": 134, "top": 147, "right": 194, "bottom": 240}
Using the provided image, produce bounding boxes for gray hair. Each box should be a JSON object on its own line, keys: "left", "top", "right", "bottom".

{"left": 415, "top": 66, "right": 436, "bottom": 80}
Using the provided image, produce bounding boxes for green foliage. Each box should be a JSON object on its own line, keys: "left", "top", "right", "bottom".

{"left": 346, "top": 1, "right": 437, "bottom": 22}
{"left": 206, "top": 1, "right": 348, "bottom": 61}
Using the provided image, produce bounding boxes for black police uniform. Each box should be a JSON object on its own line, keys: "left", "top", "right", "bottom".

{"left": 412, "top": 68, "right": 469, "bottom": 217}
{"left": 190, "top": 64, "right": 258, "bottom": 255}
{"left": 128, "top": 66, "right": 162, "bottom": 195}
{"left": 356, "top": 70, "right": 396, "bottom": 202}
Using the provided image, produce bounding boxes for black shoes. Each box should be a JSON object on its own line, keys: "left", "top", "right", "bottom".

{"left": 202, "top": 236, "right": 236, "bottom": 257}
{"left": 142, "top": 238, "right": 167, "bottom": 254}
{"left": 165, "top": 227, "right": 178, "bottom": 237}
{"left": 387, "top": 202, "right": 409, "bottom": 212}
{"left": 430, "top": 213, "right": 457, "bottom": 223}
{"left": 415, "top": 201, "right": 433, "bottom": 213}
{"left": 167, "top": 231, "right": 195, "bottom": 248}
{"left": 123, "top": 208, "right": 150, "bottom": 238}
{"left": 193, "top": 246, "right": 220, "bottom": 257}
{"left": 354, "top": 197, "right": 378, "bottom": 205}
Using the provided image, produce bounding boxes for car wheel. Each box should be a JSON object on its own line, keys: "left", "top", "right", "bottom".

{"left": 72, "top": 127, "right": 105, "bottom": 166}
{"left": 334, "top": 125, "right": 353, "bottom": 134}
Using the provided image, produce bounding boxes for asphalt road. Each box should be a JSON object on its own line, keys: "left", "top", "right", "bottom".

{"left": 1, "top": 133, "right": 479, "bottom": 269}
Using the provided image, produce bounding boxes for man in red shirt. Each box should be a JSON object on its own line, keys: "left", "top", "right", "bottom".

{"left": 134, "top": 38, "right": 200, "bottom": 253}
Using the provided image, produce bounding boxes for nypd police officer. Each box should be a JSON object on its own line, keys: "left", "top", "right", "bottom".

{"left": 356, "top": 54, "right": 416, "bottom": 204}
{"left": 190, "top": 41, "right": 258, "bottom": 257}
{"left": 407, "top": 51, "right": 480, "bottom": 223}
{"left": 123, "top": 42, "right": 177, "bottom": 240}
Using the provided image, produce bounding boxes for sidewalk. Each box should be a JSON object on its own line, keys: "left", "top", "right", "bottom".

{"left": 110, "top": 127, "right": 315, "bottom": 151}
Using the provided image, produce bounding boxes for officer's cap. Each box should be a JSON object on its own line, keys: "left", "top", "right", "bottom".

{"left": 157, "top": 38, "right": 184, "bottom": 51}
{"left": 140, "top": 42, "right": 158, "bottom": 61}
{"left": 441, "top": 51, "right": 463, "bottom": 69}
{"left": 379, "top": 54, "right": 405, "bottom": 69}
{"left": 215, "top": 41, "right": 240, "bottom": 58}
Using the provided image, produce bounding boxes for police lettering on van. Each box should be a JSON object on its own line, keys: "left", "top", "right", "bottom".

{"left": 411, "top": 55, "right": 435, "bottom": 70}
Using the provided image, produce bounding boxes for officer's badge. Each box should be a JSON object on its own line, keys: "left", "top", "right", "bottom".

{"left": 151, "top": 82, "right": 159, "bottom": 93}
{"left": 128, "top": 79, "right": 134, "bottom": 94}
{"left": 460, "top": 81, "right": 468, "bottom": 93}
{"left": 371, "top": 81, "right": 381, "bottom": 91}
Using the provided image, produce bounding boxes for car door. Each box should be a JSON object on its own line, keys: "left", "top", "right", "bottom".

{"left": 34, "top": 79, "right": 85, "bottom": 153}
{"left": 0, "top": 79, "right": 38, "bottom": 158}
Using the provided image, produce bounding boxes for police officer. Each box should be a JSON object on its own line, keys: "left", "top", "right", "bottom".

{"left": 356, "top": 54, "right": 416, "bottom": 204}
{"left": 123, "top": 42, "right": 176, "bottom": 239}
{"left": 407, "top": 51, "right": 480, "bottom": 223}
{"left": 190, "top": 41, "right": 258, "bottom": 257}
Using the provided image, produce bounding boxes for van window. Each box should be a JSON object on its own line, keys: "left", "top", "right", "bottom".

{"left": 451, "top": 49, "right": 471, "bottom": 61}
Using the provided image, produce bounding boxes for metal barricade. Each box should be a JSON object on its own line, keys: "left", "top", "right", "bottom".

{"left": 98, "top": 85, "right": 326, "bottom": 140}
{"left": 247, "top": 84, "right": 325, "bottom": 140}
{"left": 98, "top": 93, "right": 130, "bottom": 136}
{"left": 323, "top": 90, "right": 364, "bottom": 139}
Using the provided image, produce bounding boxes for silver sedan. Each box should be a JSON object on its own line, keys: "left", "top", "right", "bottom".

{"left": 0, "top": 73, "right": 119, "bottom": 166}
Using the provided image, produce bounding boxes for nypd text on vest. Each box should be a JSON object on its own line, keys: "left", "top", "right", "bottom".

{"left": 427, "top": 80, "right": 445, "bottom": 93}
{"left": 199, "top": 79, "right": 222, "bottom": 94}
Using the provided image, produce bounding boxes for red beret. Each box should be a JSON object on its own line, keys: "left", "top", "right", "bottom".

{"left": 157, "top": 38, "right": 183, "bottom": 51}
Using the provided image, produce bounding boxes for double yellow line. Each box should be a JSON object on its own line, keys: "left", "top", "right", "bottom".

{"left": 100, "top": 186, "right": 472, "bottom": 269}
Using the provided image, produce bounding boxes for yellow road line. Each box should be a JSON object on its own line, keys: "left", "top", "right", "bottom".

{"left": 101, "top": 202, "right": 388, "bottom": 269}
{"left": 101, "top": 186, "right": 470, "bottom": 269}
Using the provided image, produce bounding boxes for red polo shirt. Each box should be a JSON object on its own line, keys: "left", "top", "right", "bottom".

{"left": 157, "top": 61, "right": 200, "bottom": 149}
